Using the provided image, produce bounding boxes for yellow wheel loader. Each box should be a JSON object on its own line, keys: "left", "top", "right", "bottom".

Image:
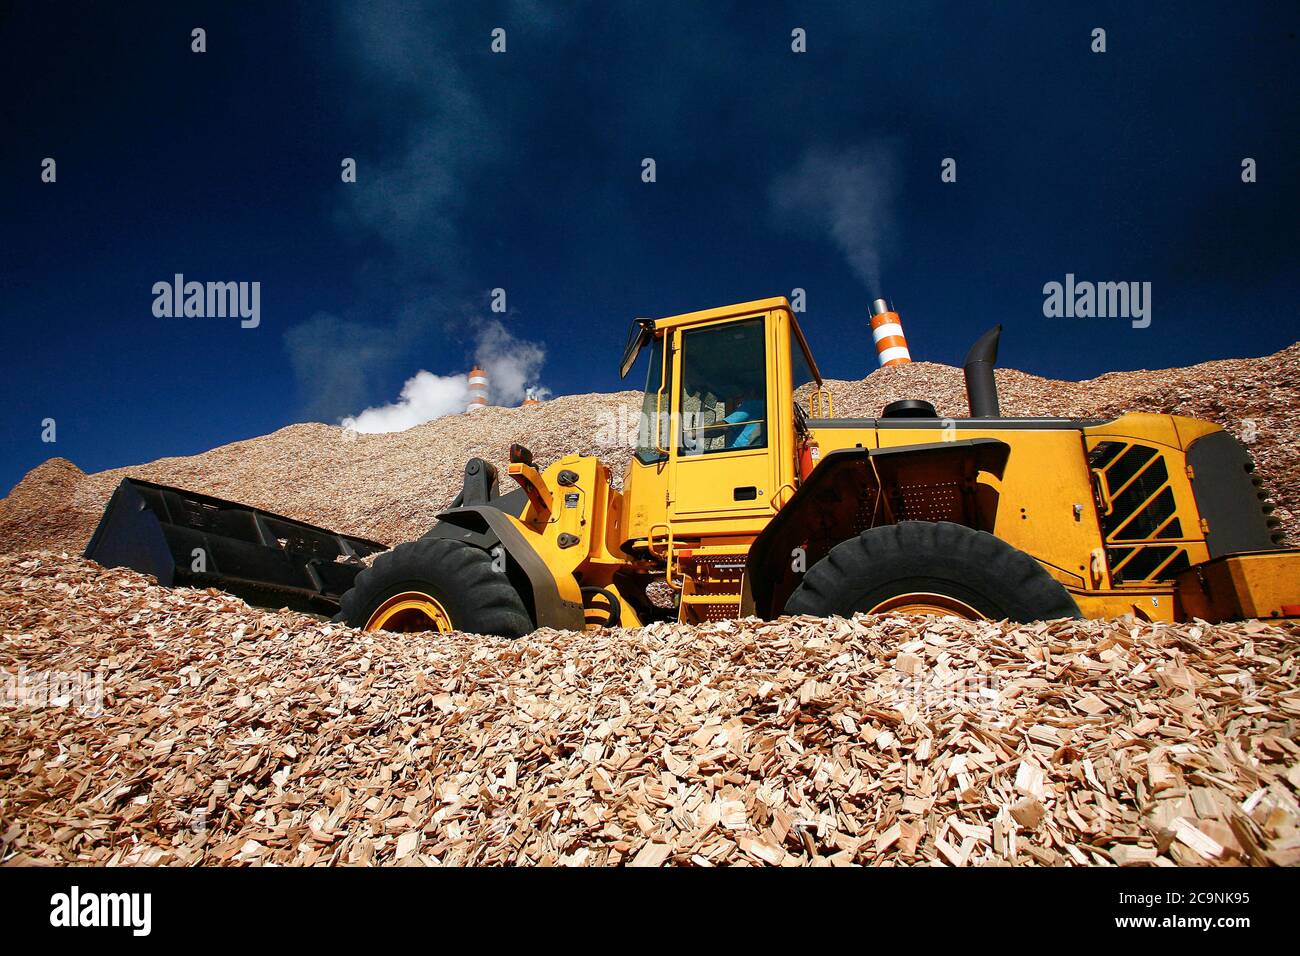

{"left": 87, "top": 296, "right": 1299, "bottom": 633}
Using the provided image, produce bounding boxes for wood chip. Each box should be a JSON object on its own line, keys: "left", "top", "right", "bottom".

{"left": 1171, "top": 817, "right": 1225, "bottom": 860}
{"left": 629, "top": 842, "right": 671, "bottom": 868}
{"left": 1011, "top": 797, "right": 1047, "bottom": 830}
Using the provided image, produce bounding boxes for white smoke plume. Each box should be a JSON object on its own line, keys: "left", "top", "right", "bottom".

{"left": 474, "top": 319, "right": 547, "bottom": 406}
{"left": 338, "top": 321, "right": 549, "bottom": 434}
{"left": 288, "top": 4, "right": 568, "bottom": 422}
{"left": 770, "top": 141, "right": 902, "bottom": 296}
{"left": 341, "top": 370, "right": 469, "bottom": 434}
{"left": 334, "top": 4, "right": 498, "bottom": 271}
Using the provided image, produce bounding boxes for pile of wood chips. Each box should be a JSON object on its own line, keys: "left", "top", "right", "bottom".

{"left": 2, "top": 343, "right": 1296, "bottom": 556}
{"left": 3, "top": 553, "right": 1297, "bottom": 867}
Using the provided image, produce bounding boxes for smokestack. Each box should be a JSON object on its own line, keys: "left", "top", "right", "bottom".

{"left": 466, "top": 365, "right": 489, "bottom": 412}
{"left": 963, "top": 326, "right": 1002, "bottom": 418}
{"left": 869, "top": 298, "right": 911, "bottom": 368}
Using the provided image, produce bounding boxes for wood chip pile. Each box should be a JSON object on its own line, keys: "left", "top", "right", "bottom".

{"left": 3, "top": 553, "right": 1297, "bottom": 866}
{"left": 2, "top": 344, "right": 1296, "bottom": 556}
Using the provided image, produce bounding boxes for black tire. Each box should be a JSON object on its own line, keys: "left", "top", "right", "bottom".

{"left": 337, "top": 537, "right": 533, "bottom": 637}
{"left": 784, "top": 521, "right": 1081, "bottom": 622}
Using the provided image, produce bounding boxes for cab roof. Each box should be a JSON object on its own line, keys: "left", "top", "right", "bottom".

{"left": 650, "top": 295, "right": 793, "bottom": 331}
{"left": 648, "top": 296, "right": 823, "bottom": 385}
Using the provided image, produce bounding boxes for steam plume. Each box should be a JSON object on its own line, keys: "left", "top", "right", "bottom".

{"left": 770, "top": 141, "right": 901, "bottom": 296}
{"left": 338, "top": 320, "right": 548, "bottom": 433}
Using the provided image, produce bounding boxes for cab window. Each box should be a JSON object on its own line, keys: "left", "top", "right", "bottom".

{"left": 678, "top": 317, "right": 767, "bottom": 455}
{"left": 791, "top": 331, "right": 816, "bottom": 391}
{"left": 791, "top": 328, "right": 820, "bottom": 411}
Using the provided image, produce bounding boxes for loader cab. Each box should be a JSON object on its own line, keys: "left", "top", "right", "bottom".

{"left": 618, "top": 297, "right": 817, "bottom": 551}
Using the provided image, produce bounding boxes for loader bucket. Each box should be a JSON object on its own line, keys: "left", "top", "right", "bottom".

{"left": 83, "top": 478, "right": 387, "bottom": 615}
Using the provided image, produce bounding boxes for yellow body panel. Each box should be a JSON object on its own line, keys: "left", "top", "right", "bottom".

{"left": 813, "top": 425, "right": 1103, "bottom": 587}
{"left": 1177, "top": 551, "right": 1300, "bottom": 621}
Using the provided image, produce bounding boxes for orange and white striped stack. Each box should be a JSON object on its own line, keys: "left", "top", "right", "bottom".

{"left": 869, "top": 298, "right": 911, "bottom": 367}
{"left": 466, "top": 365, "right": 489, "bottom": 412}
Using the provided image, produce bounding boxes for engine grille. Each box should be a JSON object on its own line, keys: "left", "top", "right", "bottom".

{"left": 1089, "top": 441, "right": 1191, "bottom": 583}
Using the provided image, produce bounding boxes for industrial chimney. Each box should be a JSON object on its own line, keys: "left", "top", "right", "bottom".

{"left": 466, "top": 365, "right": 489, "bottom": 412}
{"left": 870, "top": 298, "right": 911, "bottom": 368}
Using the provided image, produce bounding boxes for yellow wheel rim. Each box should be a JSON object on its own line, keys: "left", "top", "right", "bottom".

{"left": 365, "top": 591, "right": 454, "bottom": 633}
{"left": 867, "top": 592, "right": 984, "bottom": 620}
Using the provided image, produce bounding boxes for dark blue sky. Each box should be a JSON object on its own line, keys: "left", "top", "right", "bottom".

{"left": 2, "top": 1, "right": 1297, "bottom": 493}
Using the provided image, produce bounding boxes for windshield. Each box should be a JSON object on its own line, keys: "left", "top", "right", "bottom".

{"left": 634, "top": 335, "right": 668, "bottom": 464}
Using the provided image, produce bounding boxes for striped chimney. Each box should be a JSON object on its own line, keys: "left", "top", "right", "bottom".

{"left": 521, "top": 387, "right": 540, "bottom": 407}
{"left": 869, "top": 298, "right": 911, "bottom": 368}
{"left": 466, "top": 365, "right": 489, "bottom": 412}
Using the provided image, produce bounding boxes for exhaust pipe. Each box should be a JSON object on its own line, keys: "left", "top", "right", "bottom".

{"left": 963, "top": 325, "right": 1002, "bottom": 418}
{"left": 869, "top": 298, "right": 911, "bottom": 368}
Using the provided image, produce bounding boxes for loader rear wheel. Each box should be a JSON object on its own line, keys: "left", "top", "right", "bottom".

{"left": 784, "top": 521, "right": 1081, "bottom": 623}
{"left": 337, "top": 537, "right": 533, "bottom": 637}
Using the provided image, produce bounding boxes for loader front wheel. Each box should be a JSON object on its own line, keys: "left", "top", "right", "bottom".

{"left": 337, "top": 537, "right": 533, "bottom": 637}
{"left": 784, "top": 521, "right": 1081, "bottom": 623}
